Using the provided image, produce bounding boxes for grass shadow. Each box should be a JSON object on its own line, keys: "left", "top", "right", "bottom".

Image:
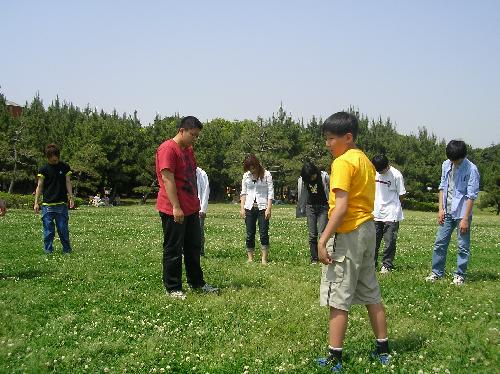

{"left": 392, "top": 334, "right": 426, "bottom": 353}
{"left": 225, "top": 277, "right": 268, "bottom": 290}
{"left": 466, "top": 271, "right": 499, "bottom": 282}
{"left": 0, "top": 268, "right": 52, "bottom": 281}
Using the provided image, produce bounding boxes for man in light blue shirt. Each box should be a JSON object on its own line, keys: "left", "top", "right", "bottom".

{"left": 426, "top": 140, "right": 480, "bottom": 285}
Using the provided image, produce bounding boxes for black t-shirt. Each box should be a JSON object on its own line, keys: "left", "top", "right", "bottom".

{"left": 306, "top": 179, "right": 328, "bottom": 206}
{"left": 38, "top": 162, "right": 71, "bottom": 204}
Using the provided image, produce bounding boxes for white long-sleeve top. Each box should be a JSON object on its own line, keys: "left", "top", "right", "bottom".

{"left": 196, "top": 167, "right": 210, "bottom": 213}
{"left": 240, "top": 170, "right": 274, "bottom": 210}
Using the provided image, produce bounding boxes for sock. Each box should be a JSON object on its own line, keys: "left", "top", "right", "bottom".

{"left": 328, "top": 345, "right": 343, "bottom": 362}
{"left": 376, "top": 338, "right": 389, "bottom": 355}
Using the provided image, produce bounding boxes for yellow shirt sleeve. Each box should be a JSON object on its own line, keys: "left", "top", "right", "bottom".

{"left": 332, "top": 158, "right": 354, "bottom": 192}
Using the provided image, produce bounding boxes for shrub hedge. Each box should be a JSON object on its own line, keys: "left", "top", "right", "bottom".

{"left": 0, "top": 192, "right": 84, "bottom": 209}
{"left": 403, "top": 198, "right": 439, "bottom": 212}
{"left": 0, "top": 192, "right": 438, "bottom": 212}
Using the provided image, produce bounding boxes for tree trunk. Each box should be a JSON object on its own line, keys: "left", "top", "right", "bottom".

{"left": 74, "top": 172, "right": 82, "bottom": 196}
{"left": 141, "top": 179, "right": 157, "bottom": 204}
{"left": 7, "top": 144, "right": 18, "bottom": 194}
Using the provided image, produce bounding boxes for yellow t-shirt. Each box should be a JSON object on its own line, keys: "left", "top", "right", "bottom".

{"left": 328, "top": 148, "right": 375, "bottom": 233}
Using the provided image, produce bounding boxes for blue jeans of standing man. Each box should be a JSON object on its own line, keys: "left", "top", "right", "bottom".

{"left": 41, "top": 204, "right": 72, "bottom": 254}
{"left": 306, "top": 204, "right": 328, "bottom": 262}
{"left": 431, "top": 214, "right": 472, "bottom": 278}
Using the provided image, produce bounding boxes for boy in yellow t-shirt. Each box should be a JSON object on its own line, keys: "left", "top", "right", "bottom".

{"left": 316, "top": 112, "right": 390, "bottom": 372}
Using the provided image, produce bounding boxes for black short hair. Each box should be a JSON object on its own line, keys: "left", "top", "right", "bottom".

{"left": 300, "top": 161, "right": 320, "bottom": 184}
{"left": 45, "top": 144, "right": 60, "bottom": 158}
{"left": 321, "top": 112, "right": 358, "bottom": 140}
{"left": 371, "top": 154, "right": 389, "bottom": 173}
{"left": 446, "top": 140, "right": 467, "bottom": 161}
{"left": 179, "top": 116, "right": 203, "bottom": 130}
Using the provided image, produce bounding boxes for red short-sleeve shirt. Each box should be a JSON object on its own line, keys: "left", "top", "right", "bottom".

{"left": 155, "top": 139, "right": 200, "bottom": 216}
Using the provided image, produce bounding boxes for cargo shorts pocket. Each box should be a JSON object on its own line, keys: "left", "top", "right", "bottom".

{"left": 322, "top": 237, "right": 347, "bottom": 284}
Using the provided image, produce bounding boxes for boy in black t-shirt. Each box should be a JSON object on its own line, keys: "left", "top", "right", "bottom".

{"left": 297, "top": 161, "right": 330, "bottom": 263}
{"left": 34, "top": 144, "right": 74, "bottom": 254}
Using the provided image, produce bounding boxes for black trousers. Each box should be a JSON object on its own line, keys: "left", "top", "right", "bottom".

{"left": 160, "top": 212, "right": 205, "bottom": 292}
{"left": 245, "top": 208, "right": 269, "bottom": 249}
{"left": 305, "top": 204, "right": 328, "bottom": 261}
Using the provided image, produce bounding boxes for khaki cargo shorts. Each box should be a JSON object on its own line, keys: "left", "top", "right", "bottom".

{"left": 320, "top": 220, "right": 381, "bottom": 311}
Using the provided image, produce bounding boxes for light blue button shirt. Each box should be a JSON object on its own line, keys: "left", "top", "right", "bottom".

{"left": 438, "top": 158, "right": 480, "bottom": 219}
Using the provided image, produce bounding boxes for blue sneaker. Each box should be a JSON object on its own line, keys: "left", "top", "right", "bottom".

{"left": 371, "top": 352, "right": 390, "bottom": 365}
{"left": 316, "top": 356, "right": 343, "bottom": 372}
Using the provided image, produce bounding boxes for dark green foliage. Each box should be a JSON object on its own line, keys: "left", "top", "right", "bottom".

{"left": 476, "top": 145, "right": 500, "bottom": 214}
{"left": 0, "top": 192, "right": 83, "bottom": 208}
{"left": 0, "top": 92, "right": 497, "bottom": 208}
{"left": 403, "top": 198, "right": 439, "bottom": 212}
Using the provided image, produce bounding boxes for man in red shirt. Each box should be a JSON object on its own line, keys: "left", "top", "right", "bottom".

{"left": 156, "top": 116, "right": 219, "bottom": 300}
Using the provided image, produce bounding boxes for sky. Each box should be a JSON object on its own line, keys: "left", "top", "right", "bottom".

{"left": 2, "top": 0, "right": 499, "bottom": 148}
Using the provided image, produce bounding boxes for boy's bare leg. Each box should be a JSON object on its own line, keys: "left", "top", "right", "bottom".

{"left": 366, "top": 303, "right": 387, "bottom": 339}
{"left": 329, "top": 307, "right": 349, "bottom": 347}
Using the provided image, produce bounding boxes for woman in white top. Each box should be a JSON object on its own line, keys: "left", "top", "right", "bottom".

{"left": 240, "top": 154, "right": 274, "bottom": 264}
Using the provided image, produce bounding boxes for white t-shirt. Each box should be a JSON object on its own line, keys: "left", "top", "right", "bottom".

{"left": 373, "top": 166, "right": 406, "bottom": 222}
{"left": 196, "top": 167, "right": 210, "bottom": 214}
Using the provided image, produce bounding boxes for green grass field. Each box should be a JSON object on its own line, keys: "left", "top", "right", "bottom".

{"left": 1, "top": 205, "right": 499, "bottom": 373}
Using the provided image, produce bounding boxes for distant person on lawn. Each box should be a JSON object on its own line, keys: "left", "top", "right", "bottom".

{"left": 34, "top": 144, "right": 74, "bottom": 254}
{"left": 425, "top": 140, "right": 480, "bottom": 286}
{"left": 240, "top": 154, "right": 274, "bottom": 264}
{"left": 297, "top": 161, "right": 330, "bottom": 264}
{"left": 0, "top": 199, "right": 6, "bottom": 216}
{"left": 155, "top": 116, "right": 219, "bottom": 300}
{"left": 371, "top": 154, "right": 406, "bottom": 273}
{"left": 196, "top": 166, "right": 210, "bottom": 256}
{"left": 316, "top": 112, "right": 390, "bottom": 372}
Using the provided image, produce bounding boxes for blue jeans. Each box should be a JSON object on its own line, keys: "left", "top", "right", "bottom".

{"left": 431, "top": 214, "right": 472, "bottom": 278}
{"left": 41, "top": 204, "right": 72, "bottom": 254}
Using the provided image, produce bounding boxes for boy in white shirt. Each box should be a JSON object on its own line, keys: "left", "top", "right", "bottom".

{"left": 196, "top": 167, "right": 210, "bottom": 256}
{"left": 371, "top": 155, "right": 406, "bottom": 273}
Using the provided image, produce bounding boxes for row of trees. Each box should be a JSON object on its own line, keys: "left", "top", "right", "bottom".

{"left": 1, "top": 93, "right": 498, "bottom": 212}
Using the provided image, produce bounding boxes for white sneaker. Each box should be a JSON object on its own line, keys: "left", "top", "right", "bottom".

{"left": 452, "top": 274, "right": 465, "bottom": 286}
{"left": 380, "top": 266, "right": 391, "bottom": 274}
{"left": 168, "top": 290, "right": 187, "bottom": 300}
{"left": 425, "top": 273, "right": 440, "bottom": 282}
